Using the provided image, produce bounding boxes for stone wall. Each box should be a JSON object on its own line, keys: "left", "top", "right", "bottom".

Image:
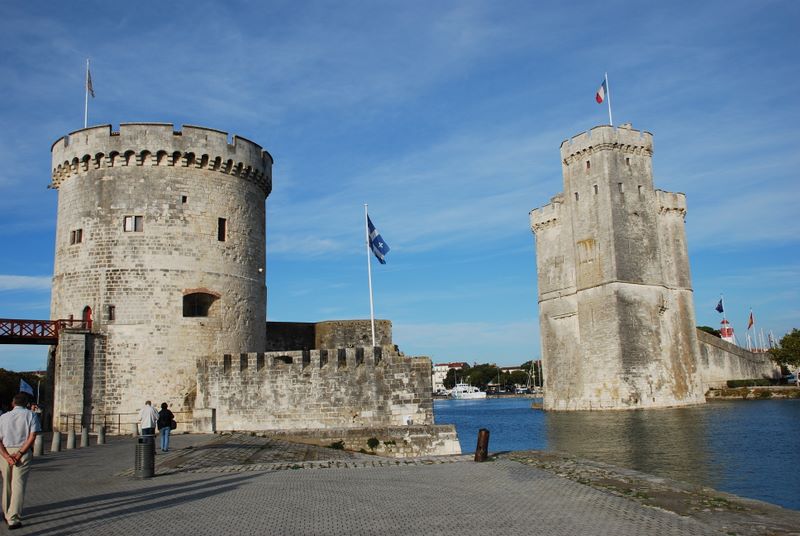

{"left": 49, "top": 124, "right": 271, "bottom": 419}
{"left": 267, "top": 425, "right": 461, "bottom": 457}
{"left": 696, "top": 329, "right": 780, "bottom": 388}
{"left": 531, "top": 124, "right": 705, "bottom": 411}
{"left": 195, "top": 346, "right": 432, "bottom": 431}
{"left": 266, "top": 320, "right": 392, "bottom": 351}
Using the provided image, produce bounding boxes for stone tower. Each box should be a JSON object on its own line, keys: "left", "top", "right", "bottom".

{"left": 529, "top": 124, "right": 704, "bottom": 410}
{"left": 49, "top": 124, "right": 272, "bottom": 423}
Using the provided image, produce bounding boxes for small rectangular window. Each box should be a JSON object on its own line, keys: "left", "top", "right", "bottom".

{"left": 107, "top": 305, "right": 115, "bottom": 321}
{"left": 70, "top": 229, "right": 83, "bottom": 244}
{"left": 181, "top": 195, "right": 188, "bottom": 204}
{"left": 586, "top": 160, "right": 591, "bottom": 171}
{"left": 123, "top": 215, "right": 143, "bottom": 232}
{"left": 638, "top": 185, "right": 643, "bottom": 196}
{"left": 574, "top": 192, "right": 579, "bottom": 201}
{"left": 618, "top": 183, "right": 624, "bottom": 193}
{"left": 626, "top": 157, "right": 631, "bottom": 166}
{"left": 593, "top": 185, "right": 598, "bottom": 195}
{"left": 218, "top": 218, "right": 227, "bottom": 242}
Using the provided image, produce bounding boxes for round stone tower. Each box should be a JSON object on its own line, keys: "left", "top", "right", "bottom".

{"left": 49, "top": 123, "right": 272, "bottom": 422}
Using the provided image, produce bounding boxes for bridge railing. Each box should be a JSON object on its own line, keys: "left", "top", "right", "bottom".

{"left": 0, "top": 318, "right": 92, "bottom": 342}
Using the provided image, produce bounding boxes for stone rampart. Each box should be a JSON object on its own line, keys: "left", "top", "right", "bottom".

{"left": 696, "top": 329, "right": 780, "bottom": 388}
{"left": 196, "top": 346, "right": 432, "bottom": 431}
{"left": 560, "top": 124, "right": 653, "bottom": 164}
{"left": 51, "top": 123, "right": 272, "bottom": 196}
{"left": 267, "top": 425, "right": 461, "bottom": 457}
{"left": 265, "top": 320, "right": 392, "bottom": 351}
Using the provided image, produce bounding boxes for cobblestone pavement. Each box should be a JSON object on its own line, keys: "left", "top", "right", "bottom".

{"left": 9, "top": 433, "right": 797, "bottom": 535}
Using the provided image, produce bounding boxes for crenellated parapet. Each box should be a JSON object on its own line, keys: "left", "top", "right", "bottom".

{"left": 50, "top": 123, "right": 273, "bottom": 196}
{"left": 560, "top": 124, "right": 653, "bottom": 165}
{"left": 656, "top": 189, "right": 687, "bottom": 218}
{"left": 529, "top": 193, "right": 564, "bottom": 233}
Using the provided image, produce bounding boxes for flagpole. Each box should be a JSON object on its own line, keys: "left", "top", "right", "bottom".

{"left": 364, "top": 204, "right": 376, "bottom": 347}
{"left": 84, "top": 58, "right": 90, "bottom": 129}
{"left": 605, "top": 72, "right": 613, "bottom": 126}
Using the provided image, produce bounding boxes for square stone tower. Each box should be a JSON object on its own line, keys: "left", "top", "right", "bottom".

{"left": 530, "top": 124, "right": 705, "bottom": 410}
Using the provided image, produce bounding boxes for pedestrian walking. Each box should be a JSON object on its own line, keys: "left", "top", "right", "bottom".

{"left": 157, "top": 403, "right": 174, "bottom": 452}
{"left": 0, "top": 393, "right": 42, "bottom": 529}
{"left": 138, "top": 401, "right": 158, "bottom": 436}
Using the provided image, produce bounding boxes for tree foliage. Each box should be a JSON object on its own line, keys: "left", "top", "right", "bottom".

{"left": 697, "top": 325, "right": 721, "bottom": 337}
{"left": 0, "top": 369, "right": 44, "bottom": 411}
{"left": 769, "top": 329, "right": 800, "bottom": 368}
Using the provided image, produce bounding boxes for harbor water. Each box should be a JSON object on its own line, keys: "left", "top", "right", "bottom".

{"left": 434, "top": 397, "right": 800, "bottom": 510}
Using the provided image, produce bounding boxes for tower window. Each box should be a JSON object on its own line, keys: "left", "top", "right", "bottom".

{"left": 626, "top": 157, "right": 631, "bottom": 166}
{"left": 638, "top": 185, "right": 643, "bottom": 196}
{"left": 123, "top": 215, "right": 143, "bottom": 232}
{"left": 585, "top": 160, "right": 591, "bottom": 171}
{"left": 217, "top": 218, "right": 227, "bottom": 242}
{"left": 70, "top": 229, "right": 83, "bottom": 244}
{"left": 593, "top": 185, "right": 598, "bottom": 195}
{"left": 574, "top": 192, "right": 579, "bottom": 201}
{"left": 181, "top": 195, "right": 188, "bottom": 204}
{"left": 618, "top": 183, "right": 624, "bottom": 193}
{"left": 106, "top": 304, "right": 115, "bottom": 322}
{"left": 183, "top": 292, "right": 218, "bottom": 317}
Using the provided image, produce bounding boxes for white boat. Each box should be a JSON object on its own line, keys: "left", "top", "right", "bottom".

{"left": 449, "top": 383, "right": 487, "bottom": 400}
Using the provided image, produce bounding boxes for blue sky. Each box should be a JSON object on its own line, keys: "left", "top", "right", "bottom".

{"left": 1, "top": 1, "right": 798, "bottom": 371}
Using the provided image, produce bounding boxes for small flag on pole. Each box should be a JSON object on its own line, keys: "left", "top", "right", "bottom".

{"left": 747, "top": 310, "right": 754, "bottom": 330}
{"left": 87, "top": 68, "right": 95, "bottom": 98}
{"left": 595, "top": 79, "right": 607, "bottom": 103}
{"left": 19, "top": 379, "right": 34, "bottom": 396}
{"left": 367, "top": 216, "right": 390, "bottom": 264}
{"left": 715, "top": 299, "right": 724, "bottom": 313}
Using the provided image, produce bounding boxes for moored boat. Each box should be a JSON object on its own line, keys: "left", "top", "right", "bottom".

{"left": 449, "top": 383, "right": 487, "bottom": 400}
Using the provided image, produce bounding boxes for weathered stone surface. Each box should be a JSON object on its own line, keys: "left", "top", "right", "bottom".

{"left": 196, "top": 346, "right": 433, "bottom": 431}
{"left": 531, "top": 125, "right": 780, "bottom": 411}
{"left": 50, "top": 124, "right": 272, "bottom": 425}
{"left": 265, "top": 319, "right": 392, "bottom": 351}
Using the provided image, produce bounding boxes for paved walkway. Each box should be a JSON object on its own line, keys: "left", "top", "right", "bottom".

{"left": 7, "top": 433, "right": 798, "bottom": 535}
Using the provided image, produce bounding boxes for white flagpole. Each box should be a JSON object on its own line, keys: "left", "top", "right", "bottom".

{"left": 364, "top": 204, "right": 376, "bottom": 347}
{"left": 605, "top": 72, "right": 613, "bottom": 126}
{"left": 84, "top": 58, "right": 90, "bottom": 129}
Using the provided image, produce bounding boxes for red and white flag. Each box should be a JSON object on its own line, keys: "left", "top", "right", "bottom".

{"left": 595, "top": 79, "right": 607, "bottom": 104}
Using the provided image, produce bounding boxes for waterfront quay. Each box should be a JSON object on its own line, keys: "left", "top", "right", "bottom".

{"left": 16, "top": 432, "right": 799, "bottom": 535}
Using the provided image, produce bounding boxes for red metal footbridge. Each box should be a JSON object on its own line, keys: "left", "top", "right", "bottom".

{"left": 0, "top": 318, "right": 91, "bottom": 345}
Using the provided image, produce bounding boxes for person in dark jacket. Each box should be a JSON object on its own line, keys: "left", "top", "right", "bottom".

{"left": 157, "top": 403, "right": 175, "bottom": 452}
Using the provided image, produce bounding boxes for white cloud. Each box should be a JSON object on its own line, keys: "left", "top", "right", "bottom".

{"left": 0, "top": 275, "right": 51, "bottom": 292}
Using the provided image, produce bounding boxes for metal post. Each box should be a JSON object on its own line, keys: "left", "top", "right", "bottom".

{"left": 97, "top": 426, "right": 106, "bottom": 445}
{"left": 33, "top": 435, "right": 44, "bottom": 457}
{"left": 474, "top": 428, "right": 490, "bottom": 462}
{"left": 81, "top": 427, "right": 89, "bottom": 447}
{"left": 51, "top": 431, "right": 62, "bottom": 452}
{"left": 66, "top": 429, "right": 76, "bottom": 449}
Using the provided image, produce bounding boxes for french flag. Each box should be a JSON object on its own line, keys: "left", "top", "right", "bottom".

{"left": 595, "top": 79, "right": 607, "bottom": 104}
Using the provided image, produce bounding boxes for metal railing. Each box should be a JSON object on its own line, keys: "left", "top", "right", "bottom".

{"left": 59, "top": 411, "right": 189, "bottom": 435}
{"left": 0, "top": 318, "right": 91, "bottom": 344}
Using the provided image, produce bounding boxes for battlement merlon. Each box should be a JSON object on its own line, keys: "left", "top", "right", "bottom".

{"left": 50, "top": 124, "right": 273, "bottom": 194}
{"left": 656, "top": 189, "right": 687, "bottom": 217}
{"left": 530, "top": 193, "right": 564, "bottom": 234}
{"left": 560, "top": 124, "right": 653, "bottom": 164}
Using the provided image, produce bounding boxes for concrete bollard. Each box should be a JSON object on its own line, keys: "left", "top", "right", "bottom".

{"left": 33, "top": 435, "right": 44, "bottom": 457}
{"left": 66, "top": 429, "right": 76, "bottom": 449}
{"left": 51, "top": 431, "right": 62, "bottom": 452}
{"left": 81, "top": 427, "right": 90, "bottom": 448}
{"left": 131, "top": 423, "right": 139, "bottom": 438}
{"left": 97, "top": 426, "right": 106, "bottom": 445}
{"left": 474, "top": 428, "right": 490, "bottom": 462}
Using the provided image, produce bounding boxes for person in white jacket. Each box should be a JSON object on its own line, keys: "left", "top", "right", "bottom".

{"left": 138, "top": 401, "right": 158, "bottom": 436}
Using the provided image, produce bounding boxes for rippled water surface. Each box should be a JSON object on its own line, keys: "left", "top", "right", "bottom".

{"left": 434, "top": 397, "right": 800, "bottom": 510}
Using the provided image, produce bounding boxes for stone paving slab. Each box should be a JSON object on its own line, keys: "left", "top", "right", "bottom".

{"left": 9, "top": 433, "right": 797, "bottom": 535}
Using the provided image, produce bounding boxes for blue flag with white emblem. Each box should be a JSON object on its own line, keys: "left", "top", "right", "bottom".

{"left": 367, "top": 216, "right": 390, "bottom": 264}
